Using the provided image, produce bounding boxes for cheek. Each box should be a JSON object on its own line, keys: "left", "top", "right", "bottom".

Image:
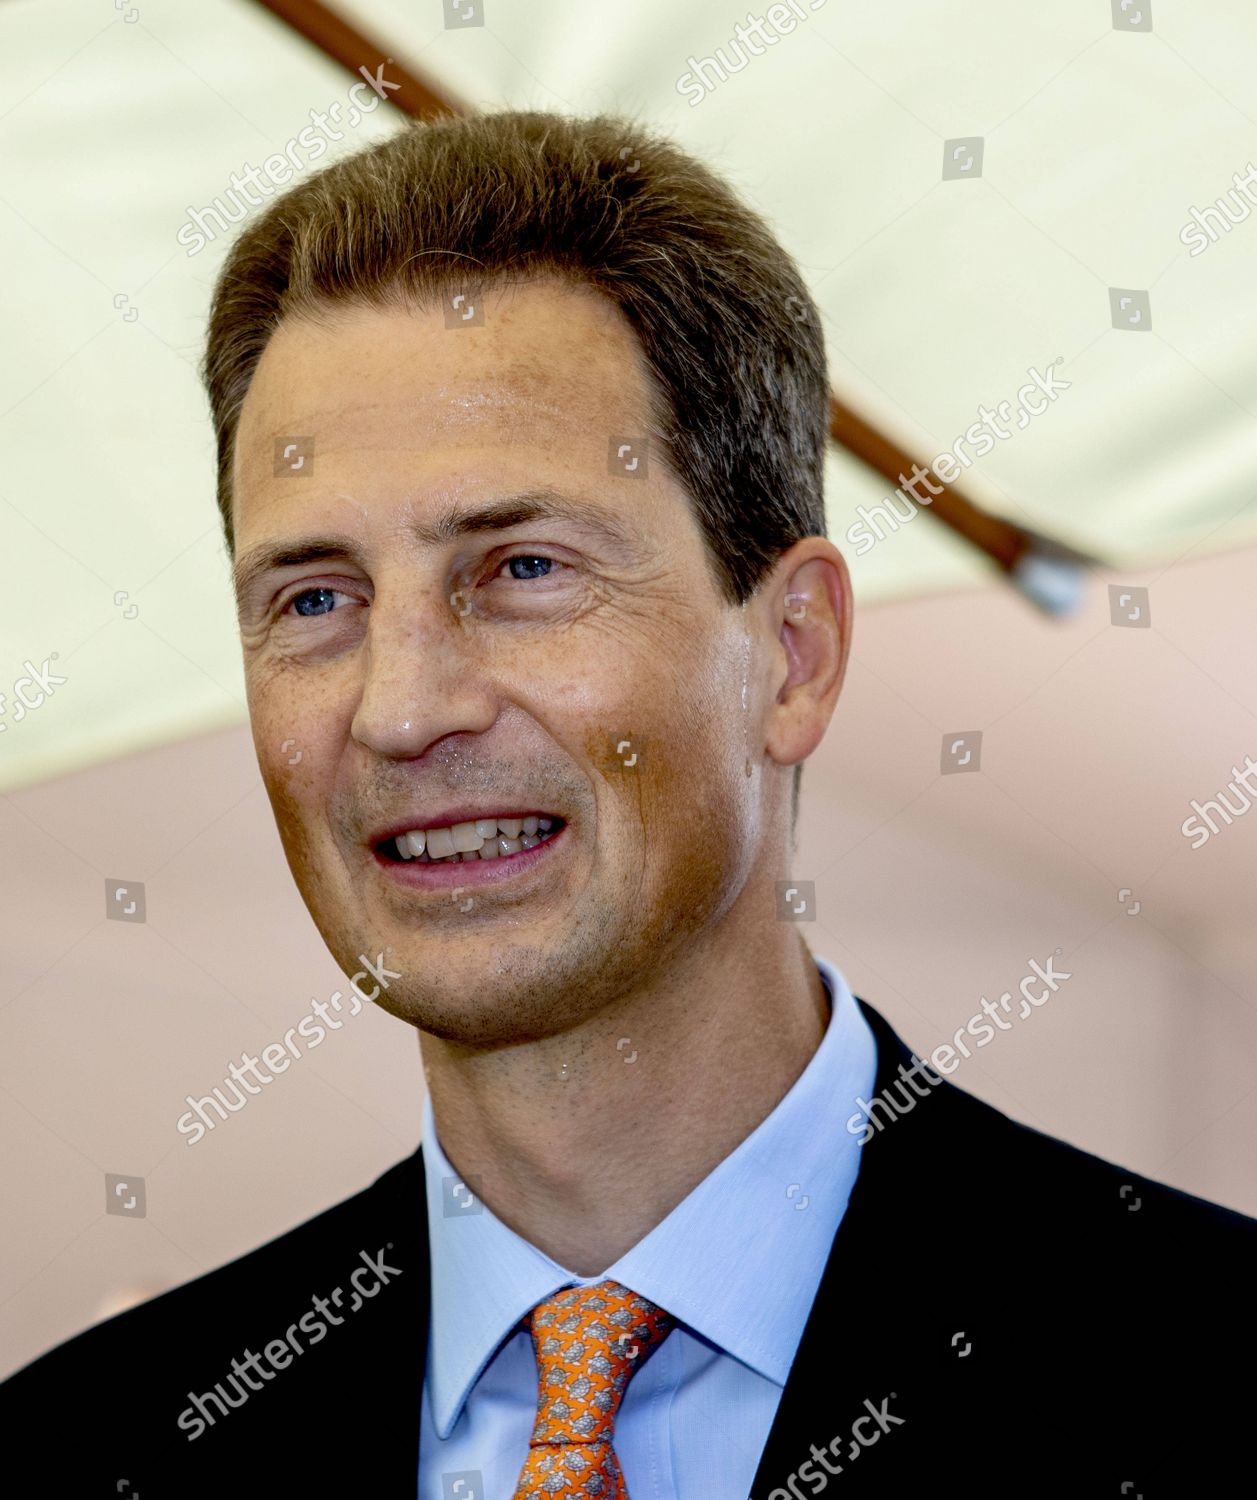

{"left": 253, "top": 729, "right": 319, "bottom": 862}
{"left": 564, "top": 648, "right": 676, "bottom": 800}
{"left": 255, "top": 751, "right": 358, "bottom": 943}
{"left": 246, "top": 651, "right": 346, "bottom": 758}
{"left": 582, "top": 723, "right": 665, "bottom": 832}
{"left": 575, "top": 645, "right": 748, "bottom": 844}
{"left": 246, "top": 664, "right": 343, "bottom": 854}
{"left": 583, "top": 710, "right": 755, "bottom": 939}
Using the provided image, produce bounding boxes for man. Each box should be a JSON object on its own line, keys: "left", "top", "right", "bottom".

{"left": 3, "top": 110, "right": 1253, "bottom": 1497}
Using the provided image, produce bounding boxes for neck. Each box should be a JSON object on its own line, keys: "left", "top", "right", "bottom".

{"left": 420, "top": 927, "right": 831, "bottom": 1276}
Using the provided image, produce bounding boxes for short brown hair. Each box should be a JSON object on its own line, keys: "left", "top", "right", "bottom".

{"left": 202, "top": 110, "right": 827, "bottom": 834}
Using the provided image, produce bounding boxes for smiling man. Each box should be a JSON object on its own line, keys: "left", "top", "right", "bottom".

{"left": 4, "top": 110, "right": 1255, "bottom": 1498}
{"left": 232, "top": 271, "right": 846, "bottom": 1291}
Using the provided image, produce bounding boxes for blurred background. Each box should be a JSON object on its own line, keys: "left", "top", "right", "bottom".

{"left": 4, "top": 0, "right": 1257, "bottom": 1379}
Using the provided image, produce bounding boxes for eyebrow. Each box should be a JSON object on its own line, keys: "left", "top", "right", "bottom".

{"left": 232, "top": 488, "right": 644, "bottom": 607}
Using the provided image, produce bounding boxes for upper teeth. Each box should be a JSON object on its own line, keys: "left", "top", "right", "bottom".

{"left": 394, "top": 816, "right": 554, "bottom": 859}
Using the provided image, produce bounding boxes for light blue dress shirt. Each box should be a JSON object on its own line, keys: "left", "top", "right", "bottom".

{"left": 416, "top": 953, "right": 878, "bottom": 1499}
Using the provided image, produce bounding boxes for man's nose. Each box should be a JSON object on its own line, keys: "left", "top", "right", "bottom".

{"left": 349, "top": 589, "right": 498, "bottom": 759}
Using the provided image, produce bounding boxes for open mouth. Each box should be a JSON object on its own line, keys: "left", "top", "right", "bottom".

{"left": 377, "top": 815, "right": 566, "bottom": 865}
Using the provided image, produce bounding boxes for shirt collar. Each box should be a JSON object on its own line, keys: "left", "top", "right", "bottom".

{"left": 421, "top": 953, "right": 878, "bottom": 1438}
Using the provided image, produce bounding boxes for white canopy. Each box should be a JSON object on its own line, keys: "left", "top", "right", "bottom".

{"left": 3, "top": 0, "right": 1255, "bottom": 790}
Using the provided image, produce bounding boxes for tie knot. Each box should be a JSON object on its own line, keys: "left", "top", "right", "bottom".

{"left": 526, "top": 1280, "right": 674, "bottom": 1446}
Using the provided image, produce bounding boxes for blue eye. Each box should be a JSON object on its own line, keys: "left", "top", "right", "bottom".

{"left": 501, "top": 554, "right": 557, "bottom": 581}
{"left": 291, "top": 587, "right": 341, "bottom": 617}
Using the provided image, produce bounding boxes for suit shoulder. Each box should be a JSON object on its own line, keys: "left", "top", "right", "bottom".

{"left": 929, "top": 1075, "right": 1257, "bottom": 1254}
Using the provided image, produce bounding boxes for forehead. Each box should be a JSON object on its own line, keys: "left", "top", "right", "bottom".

{"left": 232, "top": 278, "right": 661, "bottom": 502}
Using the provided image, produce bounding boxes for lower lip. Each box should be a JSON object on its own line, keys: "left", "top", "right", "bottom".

{"left": 372, "top": 824, "right": 568, "bottom": 890}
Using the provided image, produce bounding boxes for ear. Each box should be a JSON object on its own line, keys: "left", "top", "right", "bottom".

{"left": 764, "top": 540, "right": 852, "bottom": 773}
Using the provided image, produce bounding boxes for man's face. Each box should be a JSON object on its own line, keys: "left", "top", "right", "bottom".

{"left": 231, "top": 279, "right": 785, "bottom": 1046}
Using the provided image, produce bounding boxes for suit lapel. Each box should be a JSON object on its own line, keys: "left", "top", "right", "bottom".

{"left": 747, "top": 999, "right": 995, "bottom": 1495}
{"left": 354, "top": 1139, "right": 432, "bottom": 1486}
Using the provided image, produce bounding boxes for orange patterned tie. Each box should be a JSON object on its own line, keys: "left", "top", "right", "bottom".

{"left": 511, "top": 1279, "right": 676, "bottom": 1498}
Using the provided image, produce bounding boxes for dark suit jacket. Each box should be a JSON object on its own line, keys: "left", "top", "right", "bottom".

{"left": 3, "top": 998, "right": 1253, "bottom": 1496}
